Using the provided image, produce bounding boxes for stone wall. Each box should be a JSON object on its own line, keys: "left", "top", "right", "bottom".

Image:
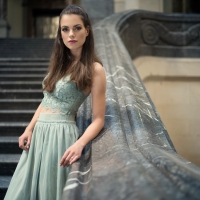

{"left": 134, "top": 56, "right": 200, "bottom": 167}
{"left": 114, "top": 0, "right": 164, "bottom": 13}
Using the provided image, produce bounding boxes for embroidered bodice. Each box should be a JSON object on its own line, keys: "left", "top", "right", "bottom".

{"left": 41, "top": 74, "right": 88, "bottom": 115}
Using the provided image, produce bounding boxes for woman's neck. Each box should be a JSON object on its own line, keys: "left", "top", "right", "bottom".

{"left": 70, "top": 48, "right": 82, "bottom": 61}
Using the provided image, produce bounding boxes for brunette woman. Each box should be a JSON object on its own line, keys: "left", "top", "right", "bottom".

{"left": 4, "top": 5, "right": 106, "bottom": 200}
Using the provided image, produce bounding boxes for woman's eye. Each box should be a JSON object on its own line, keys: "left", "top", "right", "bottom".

{"left": 62, "top": 28, "right": 68, "bottom": 32}
{"left": 74, "top": 26, "right": 82, "bottom": 31}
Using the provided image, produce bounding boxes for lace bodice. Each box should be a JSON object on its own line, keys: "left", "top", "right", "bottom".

{"left": 41, "top": 74, "right": 88, "bottom": 115}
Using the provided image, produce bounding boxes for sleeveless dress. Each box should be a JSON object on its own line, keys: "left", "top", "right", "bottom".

{"left": 4, "top": 74, "right": 88, "bottom": 200}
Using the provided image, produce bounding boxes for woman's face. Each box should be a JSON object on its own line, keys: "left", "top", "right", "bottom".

{"left": 60, "top": 14, "right": 89, "bottom": 53}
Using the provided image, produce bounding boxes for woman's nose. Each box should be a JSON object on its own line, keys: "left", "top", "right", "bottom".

{"left": 69, "top": 29, "right": 75, "bottom": 37}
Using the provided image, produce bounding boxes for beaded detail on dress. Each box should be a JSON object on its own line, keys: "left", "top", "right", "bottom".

{"left": 41, "top": 74, "right": 88, "bottom": 115}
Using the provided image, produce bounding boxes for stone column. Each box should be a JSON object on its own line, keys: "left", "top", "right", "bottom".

{"left": 0, "top": 0, "right": 9, "bottom": 37}
{"left": 0, "top": 0, "right": 7, "bottom": 19}
{"left": 80, "top": 0, "right": 114, "bottom": 24}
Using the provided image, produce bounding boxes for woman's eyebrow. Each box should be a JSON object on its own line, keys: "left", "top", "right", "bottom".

{"left": 61, "top": 24, "right": 82, "bottom": 28}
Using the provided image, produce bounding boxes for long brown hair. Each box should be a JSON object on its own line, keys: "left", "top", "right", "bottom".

{"left": 43, "top": 5, "right": 102, "bottom": 92}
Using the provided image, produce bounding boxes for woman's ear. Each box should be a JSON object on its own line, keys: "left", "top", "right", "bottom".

{"left": 86, "top": 26, "right": 89, "bottom": 36}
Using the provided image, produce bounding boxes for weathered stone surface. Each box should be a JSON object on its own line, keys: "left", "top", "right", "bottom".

{"left": 62, "top": 11, "right": 200, "bottom": 200}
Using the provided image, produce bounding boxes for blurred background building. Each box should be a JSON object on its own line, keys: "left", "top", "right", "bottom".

{"left": 0, "top": 0, "right": 200, "bottom": 167}
{"left": 0, "top": 0, "right": 113, "bottom": 38}
{"left": 0, "top": 0, "right": 200, "bottom": 38}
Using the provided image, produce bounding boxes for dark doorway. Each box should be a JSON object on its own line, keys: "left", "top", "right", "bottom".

{"left": 33, "top": 9, "right": 61, "bottom": 38}
{"left": 190, "top": 0, "right": 200, "bottom": 13}
{"left": 173, "top": 0, "right": 200, "bottom": 13}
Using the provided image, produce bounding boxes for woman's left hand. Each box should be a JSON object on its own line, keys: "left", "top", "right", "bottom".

{"left": 60, "top": 141, "right": 84, "bottom": 167}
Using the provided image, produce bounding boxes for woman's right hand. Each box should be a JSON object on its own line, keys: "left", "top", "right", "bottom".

{"left": 18, "top": 129, "right": 32, "bottom": 151}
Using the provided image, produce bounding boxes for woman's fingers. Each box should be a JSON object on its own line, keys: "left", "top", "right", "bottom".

{"left": 18, "top": 136, "right": 32, "bottom": 151}
{"left": 63, "top": 152, "right": 74, "bottom": 167}
{"left": 62, "top": 154, "right": 80, "bottom": 167}
{"left": 18, "top": 137, "right": 27, "bottom": 151}
{"left": 63, "top": 155, "right": 78, "bottom": 167}
{"left": 60, "top": 152, "right": 79, "bottom": 167}
{"left": 69, "top": 156, "right": 78, "bottom": 165}
{"left": 60, "top": 142, "right": 83, "bottom": 167}
{"left": 26, "top": 136, "right": 32, "bottom": 150}
{"left": 60, "top": 151, "right": 70, "bottom": 166}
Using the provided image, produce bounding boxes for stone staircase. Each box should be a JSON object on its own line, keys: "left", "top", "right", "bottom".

{"left": 0, "top": 38, "right": 54, "bottom": 59}
{"left": 0, "top": 61, "right": 48, "bottom": 199}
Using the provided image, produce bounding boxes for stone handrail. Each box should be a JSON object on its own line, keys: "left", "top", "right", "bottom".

{"left": 63, "top": 11, "right": 200, "bottom": 200}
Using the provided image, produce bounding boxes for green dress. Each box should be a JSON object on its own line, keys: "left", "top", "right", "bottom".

{"left": 4, "top": 74, "right": 88, "bottom": 200}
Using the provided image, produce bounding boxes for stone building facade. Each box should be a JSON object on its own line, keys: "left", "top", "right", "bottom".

{"left": 0, "top": 0, "right": 113, "bottom": 38}
{"left": 1, "top": 0, "right": 200, "bottom": 38}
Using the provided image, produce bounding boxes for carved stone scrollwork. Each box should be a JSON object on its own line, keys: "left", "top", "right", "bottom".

{"left": 141, "top": 20, "right": 200, "bottom": 46}
{"left": 141, "top": 24, "right": 159, "bottom": 45}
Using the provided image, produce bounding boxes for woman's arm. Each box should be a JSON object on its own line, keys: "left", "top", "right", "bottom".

{"left": 18, "top": 103, "right": 42, "bottom": 151}
{"left": 60, "top": 63, "right": 106, "bottom": 167}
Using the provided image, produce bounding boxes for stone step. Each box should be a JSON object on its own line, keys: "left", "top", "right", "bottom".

{"left": 0, "top": 38, "right": 54, "bottom": 59}
{"left": 0, "top": 68, "right": 47, "bottom": 74}
{"left": 0, "top": 81, "right": 42, "bottom": 89}
{"left": 0, "top": 122, "right": 27, "bottom": 136}
{"left": 0, "top": 74, "right": 44, "bottom": 81}
{"left": 0, "top": 137, "right": 21, "bottom": 154}
{"left": 0, "top": 176, "right": 11, "bottom": 199}
{"left": 0, "top": 89, "right": 43, "bottom": 99}
{"left": 0, "top": 110, "right": 34, "bottom": 122}
{"left": 0, "top": 62, "right": 48, "bottom": 68}
{"left": 0, "top": 99, "right": 41, "bottom": 109}
{"left": 0, "top": 154, "right": 20, "bottom": 175}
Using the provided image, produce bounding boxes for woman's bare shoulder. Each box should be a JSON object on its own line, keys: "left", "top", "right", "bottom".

{"left": 93, "top": 62, "right": 104, "bottom": 76}
{"left": 92, "top": 62, "right": 106, "bottom": 92}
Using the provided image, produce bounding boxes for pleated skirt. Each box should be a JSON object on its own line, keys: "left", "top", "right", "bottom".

{"left": 4, "top": 113, "right": 79, "bottom": 200}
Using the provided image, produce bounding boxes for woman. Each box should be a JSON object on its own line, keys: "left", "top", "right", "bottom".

{"left": 4, "top": 5, "right": 106, "bottom": 200}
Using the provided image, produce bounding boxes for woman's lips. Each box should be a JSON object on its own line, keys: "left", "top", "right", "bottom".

{"left": 68, "top": 40, "right": 77, "bottom": 44}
